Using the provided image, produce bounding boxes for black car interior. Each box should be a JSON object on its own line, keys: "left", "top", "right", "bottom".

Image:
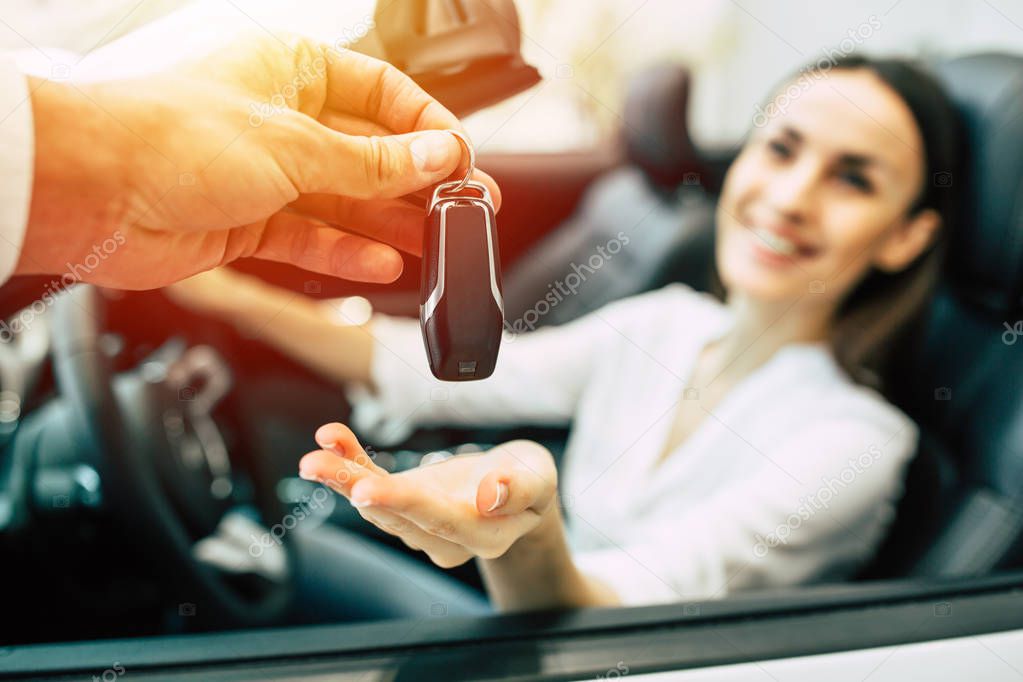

{"left": 2, "top": 45, "right": 1021, "bottom": 647}
{"left": 866, "top": 53, "right": 1023, "bottom": 580}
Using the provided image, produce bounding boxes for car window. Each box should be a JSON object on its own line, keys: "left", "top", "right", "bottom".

{"left": 3, "top": 0, "right": 1023, "bottom": 662}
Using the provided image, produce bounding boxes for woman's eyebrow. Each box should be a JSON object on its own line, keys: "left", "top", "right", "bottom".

{"left": 779, "top": 125, "right": 803, "bottom": 142}
{"left": 839, "top": 154, "right": 872, "bottom": 165}
{"left": 836, "top": 153, "right": 889, "bottom": 173}
{"left": 778, "top": 125, "right": 892, "bottom": 174}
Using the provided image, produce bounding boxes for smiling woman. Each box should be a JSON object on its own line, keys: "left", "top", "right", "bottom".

{"left": 169, "top": 54, "right": 966, "bottom": 619}
{"left": 717, "top": 55, "right": 964, "bottom": 388}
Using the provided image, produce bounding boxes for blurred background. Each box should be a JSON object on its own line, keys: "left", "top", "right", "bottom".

{"left": 2, "top": 0, "right": 1022, "bottom": 150}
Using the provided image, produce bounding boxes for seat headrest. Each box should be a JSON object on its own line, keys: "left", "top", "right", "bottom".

{"left": 934, "top": 53, "right": 1023, "bottom": 314}
{"left": 622, "top": 62, "right": 700, "bottom": 189}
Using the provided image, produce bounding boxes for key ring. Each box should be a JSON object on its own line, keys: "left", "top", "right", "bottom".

{"left": 443, "top": 129, "right": 476, "bottom": 194}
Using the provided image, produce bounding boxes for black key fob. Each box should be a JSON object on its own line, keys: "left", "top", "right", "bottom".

{"left": 420, "top": 179, "right": 504, "bottom": 381}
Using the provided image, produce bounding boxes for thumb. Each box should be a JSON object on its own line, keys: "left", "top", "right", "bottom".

{"left": 475, "top": 466, "right": 555, "bottom": 517}
{"left": 308, "top": 128, "right": 463, "bottom": 200}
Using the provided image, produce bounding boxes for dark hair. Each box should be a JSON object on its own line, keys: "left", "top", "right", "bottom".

{"left": 824, "top": 56, "right": 964, "bottom": 389}
{"left": 718, "top": 55, "right": 965, "bottom": 391}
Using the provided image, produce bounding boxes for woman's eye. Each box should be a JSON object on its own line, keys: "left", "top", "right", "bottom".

{"left": 837, "top": 170, "right": 874, "bottom": 193}
{"left": 767, "top": 139, "right": 792, "bottom": 159}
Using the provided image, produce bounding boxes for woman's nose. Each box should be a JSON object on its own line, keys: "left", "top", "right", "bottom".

{"left": 762, "top": 162, "right": 818, "bottom": 222}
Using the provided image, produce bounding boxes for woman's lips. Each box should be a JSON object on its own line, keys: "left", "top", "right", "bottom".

{"left": 745, "top": 226, "right": 821, "bottom": 266}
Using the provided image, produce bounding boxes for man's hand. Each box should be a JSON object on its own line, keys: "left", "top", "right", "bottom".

{"left": 299, "top": 423, "right": 558, "bottom": 569}
{"left": 18, "top": 32, "right": 500, "bottom": 289}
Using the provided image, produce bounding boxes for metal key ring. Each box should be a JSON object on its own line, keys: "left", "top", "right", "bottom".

{"left": 443, "top": 129, "right": 476, "bottom": 194}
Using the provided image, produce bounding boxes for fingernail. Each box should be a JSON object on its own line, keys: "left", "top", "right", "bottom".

{"left": 298, "top": 468, "right": 318, "bottom": 482}
{"left": 350, "top": 485, "right": 375, "bottom": 508}
{"left": 410, "top": 131, "right": 456, "bottom": 174}
{"left": 350, "top": 493, "right": 374, "bottom": 508}
{"left": 486, "top": 481, "right": 509, "bottom": 513}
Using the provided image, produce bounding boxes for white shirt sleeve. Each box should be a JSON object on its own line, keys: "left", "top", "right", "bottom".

{"left": 345, "top": 293, "right": 651, "bottom": 446}
{"left": 0, "top": 56, "right": 33, "bottom": 285}
{"left": 573, "top": 411, "right": 918, "bottom": 606}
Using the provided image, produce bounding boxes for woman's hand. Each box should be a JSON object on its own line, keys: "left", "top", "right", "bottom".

{"left": 299, "top": 423, "right": 558, "bottom": 568}
{"left": 19, "top": 32, "right": 500, "bottom": 289}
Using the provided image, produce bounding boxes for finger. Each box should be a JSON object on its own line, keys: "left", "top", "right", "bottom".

{"left": 289, "top": 167, "right": 502, "bottom": 258}
{"left": 356, "top": 505, "right": 420, "bottom": 539}
{"left": 475, "top": 169, "right": 503, "bottom": 213}
{"left": 292, "top": 109, "right": 501, "bottom": 210}
{"left": 313, "top": 111, "right": 501, "bottom": 213}
{"left": 289, "top": 195, "right": 426, "bottom": 256}
{"left": 402, "top": 168, "right": 503, "bottom": 213}
{"left": 321, "top": 49, "right": 462, "bottom": 134}
{"left": 354, "top": 465, "right": 543, "bottom": 559}
{"left": 249, "top": 211, "right": 405, "bottom": 283}
{"left": 298, "top": 449, "right": 377, "bottom": 495}
{"left": 289, "top": 128, "right": 463, "bottom": 200}
{"left": 475, "top": 441, "right": 557, "bottom": 517}
{"left": 314, "top": 422, "right": 387, "bottom": 476}
{"left": 315, "top": 99, "right": 502, "bottom": 210}
{"left": 474, "top": 469, "right": 550, "bottom": 518}
{"left": 349, "top": 473, "right": 466, "bottom": 527}
{"left": 357, "top": 505, "right": 466, "bottom": 564}
{"left": 439, "top": 168, "right": 503, "bottom": 213}
{"left": 317, "top": 110, "right": 392, "bottom": 137}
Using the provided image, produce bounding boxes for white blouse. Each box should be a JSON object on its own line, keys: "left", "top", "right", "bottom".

{"left": 346, "top": 283, "right": 919, "bottom": 607}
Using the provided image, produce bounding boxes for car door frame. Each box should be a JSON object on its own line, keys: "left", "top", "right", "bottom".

{"left": 4, "top": 570, "right": 1023, "bottom": 681}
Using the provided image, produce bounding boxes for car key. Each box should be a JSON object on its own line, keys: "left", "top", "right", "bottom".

{"left": 420, "top": 131, "right": 504, "bottom": 381}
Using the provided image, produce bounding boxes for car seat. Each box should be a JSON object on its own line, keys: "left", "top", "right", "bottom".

{"left": 500, "top": 62, "right": 716, "bottom": 327}
{"left": 858, "top": 53, "right": 1023, "bottom": 578}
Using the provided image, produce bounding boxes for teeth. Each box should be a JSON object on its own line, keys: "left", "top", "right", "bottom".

{"left": 753, "top": 227, "right": 797, "bottom": 256}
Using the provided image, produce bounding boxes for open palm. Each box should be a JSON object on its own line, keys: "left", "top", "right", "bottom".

{"left": 299, "top": 423, "right": 557, "bottom": 568}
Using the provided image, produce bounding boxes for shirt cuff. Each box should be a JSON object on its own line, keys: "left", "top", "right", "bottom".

{"left": 0, "top": 57, "right": 33, "bottom": 285}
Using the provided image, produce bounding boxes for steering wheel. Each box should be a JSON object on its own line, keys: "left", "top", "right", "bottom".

{"left": 44, "top": 284, "right": 294, "bottom": 627}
